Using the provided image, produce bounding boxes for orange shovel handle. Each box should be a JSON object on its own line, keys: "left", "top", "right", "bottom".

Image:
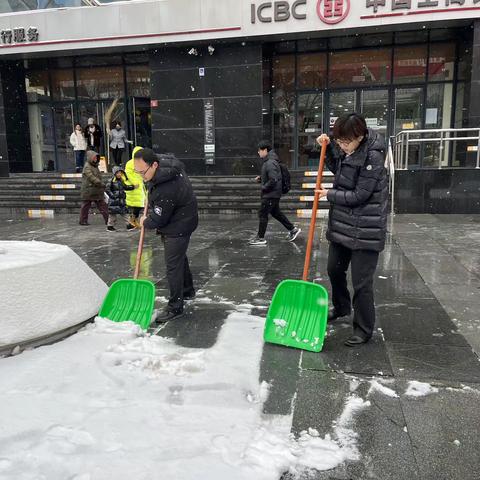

{"left": 133, "top": 198, "right": 148, "bottom": 280}
{"left": 302, "top": 140, "right": 327, "bottom": 282}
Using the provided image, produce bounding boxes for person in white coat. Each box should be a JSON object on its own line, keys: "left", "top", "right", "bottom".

{"left": 70, "top": 124, "right": 87, "bottom": 173}
{"left": 109, "top": 121, "right": 131, "bottom": 167}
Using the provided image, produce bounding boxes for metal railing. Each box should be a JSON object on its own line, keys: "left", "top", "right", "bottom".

{"left": 393, "top": 128, "right": 480, "bottom": 170}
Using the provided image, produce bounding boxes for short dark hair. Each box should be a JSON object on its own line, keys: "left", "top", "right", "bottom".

{"left": 332, "top": 113, "right": 368, "bottom": 141}
{"left": 257, "top": 140, "right": 272, "bottom": 151}
{"left": 134, "top": 147, "right": 157, "bottom": 165}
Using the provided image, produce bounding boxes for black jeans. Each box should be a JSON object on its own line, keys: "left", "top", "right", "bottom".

{"left": 327, "top": 242, "right": 379, "bottom": 339}
{"left": 162, "top": 234, "right": 195, "bottom": 313}
{"left": 111, "top": 147, "right": 124, "bottom": 166}
{"left": 257, "top": 198, "right": 294, "bottom": 238}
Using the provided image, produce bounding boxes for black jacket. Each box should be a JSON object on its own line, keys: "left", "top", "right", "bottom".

{"left": 106, "top": 174, "right": 134, "bottom": 215}
{"left": 260, "top": 150, "right": 283, "bottom": 199}
{"left": 144, "top": 154, "right": 198, "bottom": 237}
{"left": 325, "top": 129, "right": 388, "bottom": 252}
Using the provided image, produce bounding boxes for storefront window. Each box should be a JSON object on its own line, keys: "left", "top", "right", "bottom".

{"left": 458, "top": 43, "right": 472, "bottom": 81}
{"left": 273, "top": 94, "right": 295, "bottom": 168}
{"left": 329, "top": 49, "right": 391, "bottom": 88}
{"left": 394, "top": 46, "right": 427, "bottom": 84}
{"left": 272, "top": 55, "right": 295, "bottom": 92}
{"left": 51, "top": 69, "right": 75, "bottom": 101}
{"left": 329, "top": 91, "right": 356, "bottom": 128}
{"left": 428, "top": 43, "right": 455, "bottom": 81}
{"left": 25, "top": 70, "right": 50, "bottom": 102}
{"left": 76, "top": 66, "right": 124, "bottom": 100}
{"left": 298, "top": 53, "right": 327, "bottom": 90}
{"left": 126, "top": 65, "right": 150, "bottom": 98}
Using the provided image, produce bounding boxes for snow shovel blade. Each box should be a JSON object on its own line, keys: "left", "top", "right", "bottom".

{"left": 98, "top": 279, "right": 155, "bottom": 330}
{"left": 264, "top": 279, "right": 328, "bottom": 353}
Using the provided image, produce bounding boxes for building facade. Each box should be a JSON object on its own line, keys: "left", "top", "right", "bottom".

{"left": 0, "top": 0, "right": 479, "bottom": 178}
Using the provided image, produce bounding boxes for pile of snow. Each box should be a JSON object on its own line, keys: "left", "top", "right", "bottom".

{"left": 0, "top": 309, "right": 370, "bottom": 479}
{"left": 405, "top": 381, "right": 439, "bottom": 397}
{"left": 0, "top": 241, "right": 107, "bottom": 347}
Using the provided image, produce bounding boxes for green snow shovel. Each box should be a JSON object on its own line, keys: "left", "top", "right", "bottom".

{"left": 264, "top": 140, "right": 329, "bottom": 353}
{"left": 99, "top": 201, "right": 155, "bottom": 330}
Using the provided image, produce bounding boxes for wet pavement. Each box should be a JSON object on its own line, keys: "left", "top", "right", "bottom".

{"left": 1, "top": 212, "right": 480, "bottom": 479}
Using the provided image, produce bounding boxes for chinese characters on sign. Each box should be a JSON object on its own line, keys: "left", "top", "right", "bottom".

{"left": 0, "top": 27, "right": 39, "bottom": 45}
{"left": 366, "top": 0, "right": 480, "bottom": 13}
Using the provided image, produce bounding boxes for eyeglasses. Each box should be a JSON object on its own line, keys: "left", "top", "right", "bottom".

{"left": 134, "top": 165, "right": 152, "bottom": 176}
{"left": 335, "top": 138, "right": 355, "bottom": 146}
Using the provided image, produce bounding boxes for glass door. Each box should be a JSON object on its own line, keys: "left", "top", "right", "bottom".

{"left": 297, "top": 93, "right": 323, "bottom": 168}
{"left": 53, "top": 104, "right": 75, "bottom": 172}
{"left": 28, "top": 104, "right": 55, "bottom": 171}
{"left": 361, "top": 89, "right": 389, "bottom": 137}
{"left": 131, "top": 97, "right": 152, "bottom": 148}
{"left": 394, "top": 87, "right": 424, "bottom": 166}
{"left": 328, "top": 91, "right": 356, "bottom": 130}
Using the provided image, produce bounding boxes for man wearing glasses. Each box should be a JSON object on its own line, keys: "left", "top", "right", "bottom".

{"left": 134, "top": 148, "right": 198, "bottom": 323}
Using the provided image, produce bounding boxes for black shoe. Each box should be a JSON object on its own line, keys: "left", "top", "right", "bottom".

{"left": 126, "top": 223, "right": 136, "bottom": 231}
{"left": 155, "top": 309, "right": 184, "bottom": 324}
{"left": 287, "top": 227, "right": 301, "bottom": 242}
{"left": 107, "top": 226, "right": 116, "bottom": 232}
{"left": 248, "top": 236, "right": 267, "bottom": 246}
{"left": 79, "top": 221, "right": 89, "bottom": 226}
{"left": 344, "top": 335, "right": 370, "bottom": 347}
{"left": 184, "top": 291, "right": 196, "bottom": 300}
{"left": 328, "top": 309, "right": 351, "bottom": 322}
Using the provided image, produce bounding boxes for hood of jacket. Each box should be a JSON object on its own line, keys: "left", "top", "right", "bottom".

{"left": 264, "top": 150, "right": 280, "bottom": 163}
{"left": 150, "top": 154, "right": 184, "bottom": 185}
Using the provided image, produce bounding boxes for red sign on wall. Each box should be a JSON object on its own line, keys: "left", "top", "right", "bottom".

{"left": 317, "top": 0, "right": 351, "bottom": 24}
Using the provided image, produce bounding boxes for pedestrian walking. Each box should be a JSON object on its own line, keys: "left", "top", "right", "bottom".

{"left": 124, "top": 145, "right": 146, "bottom": 228}
{"left": 316, "top": 113, "right": 388, "bottom": 347}
{"left": 249, "top": 140, "right": 301, "bottom": 246}
{"left": 79, "top": 150, "right": 109, "bottom": 226}
{"left": 108, "top": 121, "right": 131, "bottom": 167}
{"left": 70, "top": 124, "right": 87, "bottom": 173}
{"left": 105, "top": 166, "right": 139, "bottom": 232}
{"left": 134, "top": 148, "right": 198, "bottom": 323}
{"left": 84, "top": 117, "right": 102, "bottom": 152}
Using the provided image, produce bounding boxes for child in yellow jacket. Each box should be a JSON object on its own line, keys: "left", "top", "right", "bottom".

{"left": 124, "top": 146, "right": 147, "bottom": 228}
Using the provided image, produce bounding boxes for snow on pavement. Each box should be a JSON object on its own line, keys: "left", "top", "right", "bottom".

{"left": 0, "top": 311, "right": 369, "bottom": 479}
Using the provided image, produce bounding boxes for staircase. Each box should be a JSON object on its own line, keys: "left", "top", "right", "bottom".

{"left": 0, "top": 171, "right": 334, "bottom": 217}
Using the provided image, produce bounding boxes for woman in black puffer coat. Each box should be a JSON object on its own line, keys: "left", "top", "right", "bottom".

{"left": 316, "top": 113, "right": 388, "bottom": 347}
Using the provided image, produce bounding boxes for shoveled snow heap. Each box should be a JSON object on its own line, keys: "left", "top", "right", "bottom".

{"left": 0, "top": 241, "right": 107, "bottom": 347}
{"left": 0, "top": 310, "right": 370, "bottom": 479}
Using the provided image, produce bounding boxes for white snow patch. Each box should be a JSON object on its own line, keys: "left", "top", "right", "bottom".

{"left": 453, "top": 440, "right": 461, "bottom": 447}
{"left": 0, "top": 241, "right": 107, "bottom": 347}
{"left": 0, "top": 307, "right": 371, "bottom": 479}
{"left": 368, "top": 380, "right": 399, "bottom": 398}
{"left": 405, "top": 381, "right": 439, "bottom": 397}
{"left": 273, "top": 319, "right": 287, "bottom": 328}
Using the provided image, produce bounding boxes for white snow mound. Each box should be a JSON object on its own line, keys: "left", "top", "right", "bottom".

{"left": 0, "top": 241, "right": 108, "bottom": 347}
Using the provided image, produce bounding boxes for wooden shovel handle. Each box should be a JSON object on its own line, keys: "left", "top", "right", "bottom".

{"left": 133, "top": 198, "right": 148, "bottom": 280}
{"left": 302, "top": 140, "right": 327, "bottom": 282}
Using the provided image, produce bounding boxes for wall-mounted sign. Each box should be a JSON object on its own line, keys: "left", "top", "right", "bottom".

{"left": 0, "top": 27, "right": 39, "bottom": 45}
{"left": 204, "top": 99, "right": 215, "bottom": 165}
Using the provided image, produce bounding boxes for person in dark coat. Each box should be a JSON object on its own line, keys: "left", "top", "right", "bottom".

{"left": 135, "top": 148, "right": 198, "bottom": 323}
{"left": 316, "top": 113, "right": 388, "bottom": 347}
{"left": 105, "top": 166, "right": 138, "bottom": 232}
{"left": 84, "top": 118, "right": 102, "bottom": 152}
{"left": 79, "top": 150, "right": 109, "bottom": 226}
{"left": 248, "top": 140, "right": 301, "bottom": 246}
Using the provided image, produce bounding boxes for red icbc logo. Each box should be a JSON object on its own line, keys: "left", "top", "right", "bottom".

{"left": 316, "top": 0, "right": 350, "bottom": 25}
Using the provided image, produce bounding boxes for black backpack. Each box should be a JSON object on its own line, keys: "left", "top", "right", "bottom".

{"left": 279, "top": 163, "right": 291, "bottom": 194}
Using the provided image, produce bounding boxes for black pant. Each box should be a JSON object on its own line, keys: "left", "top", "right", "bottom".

{"left": 111, "top": 147, "right": 124, "bottom": 166}
{"left": 130, "top": 206, "right": 143, "bottom": 219}
{"left": 162, "top": 235, "right": 194, "bottom": 313}
{"left": 257, "top": 198, "right": 294, "bottom": 238}
{"left": 327, "top": 242, "right": 379, "bottom": 339}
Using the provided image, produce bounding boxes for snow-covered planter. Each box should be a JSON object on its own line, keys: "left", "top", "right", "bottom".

{"left": 0, "top": 241, "right": 108, "bottom": 348}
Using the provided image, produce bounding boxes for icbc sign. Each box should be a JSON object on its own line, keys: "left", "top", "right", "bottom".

{"left": 316, "top": 0, "right": 350, "bottom": 24}
{"left": 250, "top": 0, "right": 350, "bottom": 24}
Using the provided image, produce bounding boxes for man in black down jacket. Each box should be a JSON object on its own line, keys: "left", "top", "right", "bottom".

{"left": 249, "top": 140, "right": 301, "bottom": 246}
{"left": 316, "top": 113, "right": 388, "bottom": 347}
{"left": 135, "top": 148, "right": 198, "bottom": 323}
